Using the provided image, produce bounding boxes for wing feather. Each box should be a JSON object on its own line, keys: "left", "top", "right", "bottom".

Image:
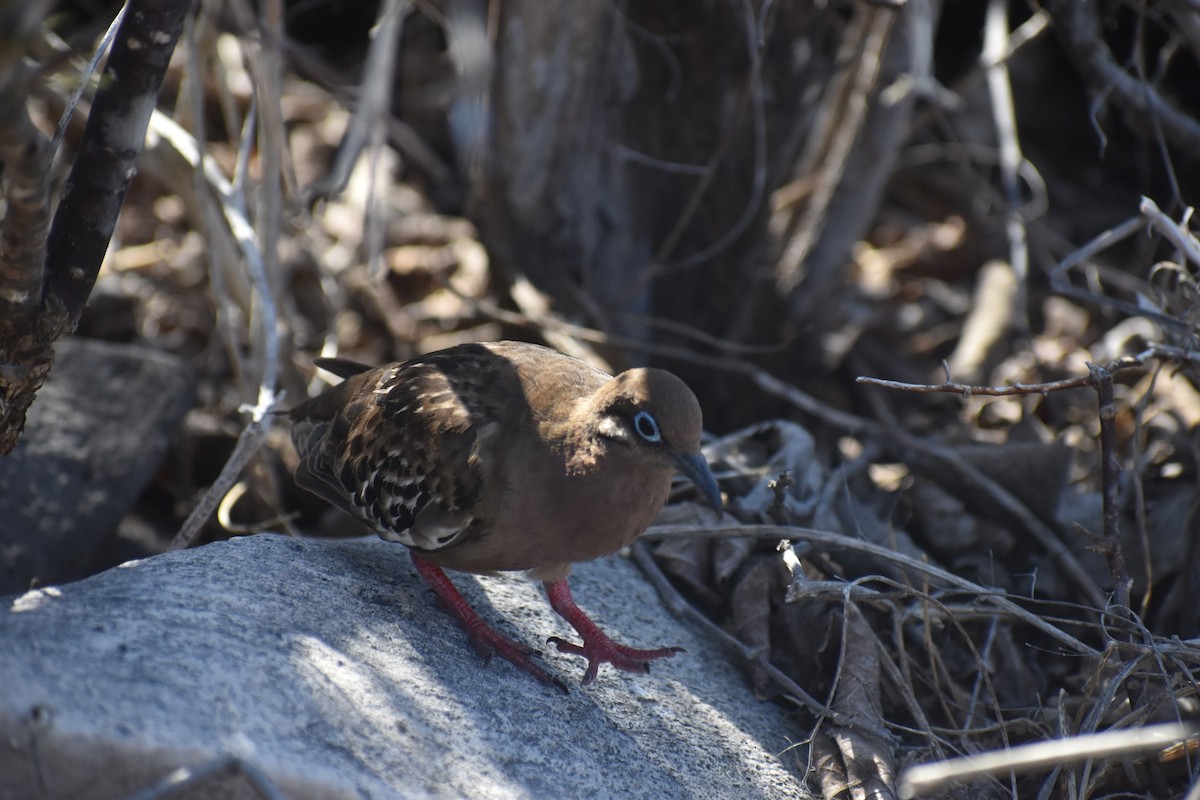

{"left": 289, "top": 346, "right": 512, "bottom": 551}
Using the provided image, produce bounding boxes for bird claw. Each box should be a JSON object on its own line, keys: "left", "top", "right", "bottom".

{"left": 544, "top": 578, "right": 684, "bottom": 685}
{"left": 467, "top": 626, "right": 568, "bottom": 692}
{"left": 547, "top": 635, "right": 684, "bottom": 686}
{"left": 412, "top": 556, "right": 569, "bottom": 692}
{"left": 467, "top": 628, "right": 537, "bottom": 661}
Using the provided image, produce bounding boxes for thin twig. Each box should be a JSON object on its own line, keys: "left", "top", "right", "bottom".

{"left": 855, "top": 373, "right": 1094, "bottom": 397}
{"left": 1129, "top": 366, "right": 1158, "bottom": 622}
{"left": 182, "top": 9, "right": 247, "bottom": 397}
{"left": 1051, "top": 215, "right": 1145, "bottom": 279}
{"left": 613, "top": 313, "right": 793, "bottom": 356}
{"left": 1049, "top": 0, "right": 1200, "bottom": 155}
{"left": 898, "top": 722, "right": 1196, "bottom": 800}
{"left": 302, "top": 0, "right": 408, "bottom": 208}
{"left": 984, "top": 0, "right": 1029, "bottom": 332}
{"left": 171, "top": 420, "right": 274, "bottom": 550}
{"left": 1088, "top": 362, "right": 1130, "bottom": 612}
{"left": 907, "top": 8, "right": 1049, "bottom": 138}
{"left": 250, "top": 0, "right": 290, "bottom": 288}
{"left": 50, "top": 4, "right": 126, "bottom": 158}
{"left": 645, "top": 0, "right": 768, "bottom": 277}
{"left": 776, "top": 5, "right": 897, "bottom": 294}
{"left": 856, "top": 345, "right": 1200, "bottom": 397}
{"left": 151, "top": 109, "right": 283, "bottom": 550}
{"left": 643, "top": 523, "right": 1099, "bottom": 656}
{"left": 857, "top": 376, "right": 1108, "bottom": 610}
{"left": 1140, "top": 196, "right": 1200, "bottom": 268}
{"left": 630, "top": 541, "right": 842, "bottom": 722}
{"left": 1046, "top": 209, "right": 1200, "bottom": 332}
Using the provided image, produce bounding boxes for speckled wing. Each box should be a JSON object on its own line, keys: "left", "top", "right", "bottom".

{"left": 289, "top": 351, "right": 502, "bottom": 552}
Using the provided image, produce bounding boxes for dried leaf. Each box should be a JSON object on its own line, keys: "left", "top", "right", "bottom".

{"left": 651, "top": 537, "right": 721, "bottom": 609}
{"left": 813, "top": 604, "right": 895, "bottom": 800}
{"left": 730, "top": 557, "right": 785, "bottom": 697}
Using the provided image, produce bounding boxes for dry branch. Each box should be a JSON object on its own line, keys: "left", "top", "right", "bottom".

{"left": 0, "top": 0, "right": 190, "bottom": 454}
{"left": 644, "top": 523, "right": 1098, "bottom": 656}
{"left": 1049, "top": 0, "right": 1200, "bottom": 155}
{"left": 45, "top": 0, "right": 191, "bottom": 324}
{"left": 0, "top": 61, "right": 51, "bottom": 312}
{"left": 0, "top": 1, "right": 55, "bottom": 454}
{"left": 899, "top": 722, "right": 1196, "bottom": 799}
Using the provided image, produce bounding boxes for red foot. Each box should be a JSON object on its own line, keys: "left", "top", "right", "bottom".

{"left": 411, "top": 554, "right": 567, "bottom": 692}
{"left": 545, "top": 579, "right": 683, "bottom": 686}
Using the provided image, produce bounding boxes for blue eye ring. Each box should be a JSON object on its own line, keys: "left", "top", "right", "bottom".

{"left": 633, "top": 410, "right": 662, "bottom": 442}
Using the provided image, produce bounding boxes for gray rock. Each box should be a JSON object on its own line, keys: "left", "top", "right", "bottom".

{"left": 0, "top": 535, "right": 809, "bottom": 799}
{"left": 0, "top": 336, "right": 196, "bottom": 594}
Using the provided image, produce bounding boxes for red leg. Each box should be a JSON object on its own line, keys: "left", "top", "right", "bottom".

{"left": 545, "top": 579, "right": 683, "bottom": 686}
{"left": 410, "top": 554, "right": 566, "bottom": 692}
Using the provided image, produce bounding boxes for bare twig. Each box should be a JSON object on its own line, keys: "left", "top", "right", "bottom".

{"left": 880, "top": 0, "right": 959, "bottom": 110}
{"left": 280, "top": 35, "right": 451, "bottom": 186}
{"left": 898, "top": 722, "right": 1196, "bottom": 800}
{"left": 1051, "top": 215, "right": 1145, "bottom": 276}
{"left": 856, "top": 372, "right": 1093, "bottom": 397}
{"left": 908, "top": 8, "right": 1049, "bottom": 138}
{"left": 1088, "top": 362, "right": 1130, "bottom": 612}
{"left": 869, "top": 575, "right": 1014, "bottom": 754}
{"left": 182, "top": 10, "right": 247, "bottom": 381}
{"left": 766, "top": 471, "right": 793, "bottom": 525}
{"left": 983, "top": 0, "right": 1029, "bottom": 333}
{"left": 857, "top": 345, "right": 1200, "bottom": 397}
{"left": 854, "top": 349, "right": 1200, "bottom": 612}
{"left": 613, "top": 313, "right": 792, "bottom": 356}
{"left": 630, "top": 541, "right": 841, "bottom": 722}
{"left": 251, "top": 0, "right": 290, "bottom": 286}
{"left": 171, "top": 419, "right": 275, "bottom": 550}
{"left": 1049, "top": 0, "right": 1200, "bottom": 155}
{"left": 643, "top": 523, "right": 1098, "bottom": 656}
{"left": 776, "top": 5, "right": 897, "bottom": 294}
{"left": 1128, "top": 367, "right": 1158, "bottom": 622}
{"left": 150, "top": 109, "right": 283, "bottom": 550}
{"left": 50, "top": 4, "right": 126, "bottom": 158}
{"left": 858, "top": 379, "right": 1109, "bottom": 609}
{"left": 303, "top": 0, "right": 408, "bottom": 210}
{"left": 643, "top": 0, "right": 768, "bottom": 278}
{"left": 1048, "top": 211, "right": 1196, "bottom": 332}
{"left": 1140, "top": 196, "right": 1200, "bottom": 268}
{"left": 856, "top": 343, "right": 1198, "bottom": 613}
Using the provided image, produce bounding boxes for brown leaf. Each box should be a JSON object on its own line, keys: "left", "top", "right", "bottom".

{"left": 730, "top": 557, "right": 785, "bottom": 697}
{"left": 820, "top": 604, "right": 896, "bottom": 798}
{"left": 651, "top": 537, "right": 722, "bottom": 610}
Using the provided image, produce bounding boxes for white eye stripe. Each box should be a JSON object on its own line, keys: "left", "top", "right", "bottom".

{"left": 633, "top": 410, "right": 661, "bottom": 442}
{"left": 596, "top": 415, "right": 627, "bottom": 440}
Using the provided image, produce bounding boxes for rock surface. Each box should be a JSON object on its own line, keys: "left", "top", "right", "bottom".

{"left": 0, "top": 336, "right": 195, "bottom": 595}
{"left": 0, "top": 534, "right": 809, "bottom": 799}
